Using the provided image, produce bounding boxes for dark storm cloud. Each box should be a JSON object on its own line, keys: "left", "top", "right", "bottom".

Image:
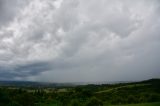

{"left": 0, "top": 0, "right": 160, "bottom": 82}
{"left": 0, "top": 61, "right": 52, "bottom": 80}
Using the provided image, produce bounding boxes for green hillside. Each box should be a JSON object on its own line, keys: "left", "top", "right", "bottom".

{"left": 0, "top": 79, "right": 159, "bottom": 106}
{"left": 111, "top": 102, "right": 160, "bottom": 106}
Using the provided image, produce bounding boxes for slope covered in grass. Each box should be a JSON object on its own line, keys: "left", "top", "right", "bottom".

{"left": 110, "top": 102, "right": 160, "bottom": 106}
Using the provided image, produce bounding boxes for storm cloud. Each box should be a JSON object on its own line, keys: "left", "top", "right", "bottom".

{"left": 0, "top": 0, "right": 160, "bottom": 82}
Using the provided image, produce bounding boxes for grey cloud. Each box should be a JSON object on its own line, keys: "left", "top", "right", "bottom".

{"left": 0, "top": 0, "right": 29, "bottom": 27}
{"left": 0, "top": 61, "right": 52, "bottom": 80}
{"left": 0, "top": 0, "right": 160, "bottom": 82}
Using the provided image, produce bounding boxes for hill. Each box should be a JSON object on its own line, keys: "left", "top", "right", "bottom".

{"left": 0, "top": 79, "right": 159, "bottom": 106}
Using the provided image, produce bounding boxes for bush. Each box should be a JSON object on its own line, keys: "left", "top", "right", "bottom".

{"left": 85, "top": 97, "right": 103, "bottom": 106}
{"left": 70, "top": 99, "right": 81, "bottom": 106}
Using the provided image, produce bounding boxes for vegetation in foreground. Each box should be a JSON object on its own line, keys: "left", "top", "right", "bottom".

{"left": 0, "top": 79, "right": 159, "bottom": 106}
{"left": 110, "top": 102, "right": 160, "bottom": 106}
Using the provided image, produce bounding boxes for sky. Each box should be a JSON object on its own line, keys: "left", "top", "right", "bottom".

{"left": 0, "top": 0, "right": 160, "bottom": 82}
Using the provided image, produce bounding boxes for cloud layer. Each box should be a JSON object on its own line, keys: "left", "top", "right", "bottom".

{"left": 0, "top": 0, "right": 160, "bottom": 82}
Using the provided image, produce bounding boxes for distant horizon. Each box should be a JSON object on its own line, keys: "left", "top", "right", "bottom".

{"left": 0, "top": 78, "right": 159, "bottom": 84}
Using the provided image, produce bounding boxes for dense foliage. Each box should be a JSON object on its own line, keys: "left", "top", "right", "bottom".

{"left": 0, "top": 79, "right": 159, "bottom": 106}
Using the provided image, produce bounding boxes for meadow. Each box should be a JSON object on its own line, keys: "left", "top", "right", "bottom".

{"left": 45, "top": 102, "right": 160, "bottom": 106}
{"left": 111, "top": 102, "right": 160, "bottom": 106}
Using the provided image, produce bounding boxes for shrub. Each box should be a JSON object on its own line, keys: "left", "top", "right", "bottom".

{"left": 85, "top": 97, "right": 103, "bottom": 106}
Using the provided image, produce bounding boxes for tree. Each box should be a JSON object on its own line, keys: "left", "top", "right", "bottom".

{"left": 85, "top": 97, "right": 103, "bottom": 106}
{"left": 0, "top": 90, "right": 10, "bottom": 106}
{"left": 70, "top": 99, "right": 81, "bottom": 106}
{"left": 16, "top": 93, "right": 36, "bottom": 106}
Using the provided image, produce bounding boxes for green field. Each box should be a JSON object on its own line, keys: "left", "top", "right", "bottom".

{"left": 111, "top": 102, "right": 160, "bottom": 106}
{"left": 96, "top": 84, "right": 151, "bottom": 93}
{"left": 46, "top": 102, "right": 160, "bottom": 106}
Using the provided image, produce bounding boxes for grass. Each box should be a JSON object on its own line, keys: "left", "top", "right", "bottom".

{"left": 46, "top": 102, "right": 160, "bottom": 106}
{"left": 46, "top": 104, "right": 58, "bottom": 106}
{"left": 110, "top": 102, "right": 160, "bottom": 106}
{"left": 96, "top": 84, "right": 150, "bottom": 93}
{"left": 38, "top": 102, "right": 59, "bottom": 106}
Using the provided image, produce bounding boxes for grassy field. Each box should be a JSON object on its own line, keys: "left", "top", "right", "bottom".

{"left": 96, "top": 84, "right": 151, "bottom": 93}
{"left": 45, "top": 102, "right": 160, "bottom": 106}
{"left": 110, "top": 102, "right": 160, "bottom": 106}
